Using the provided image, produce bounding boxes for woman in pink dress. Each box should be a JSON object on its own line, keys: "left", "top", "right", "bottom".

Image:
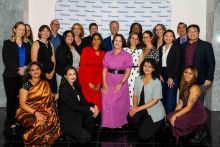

{"left": 102, "top": 34, "right": 133, "bottom": 128}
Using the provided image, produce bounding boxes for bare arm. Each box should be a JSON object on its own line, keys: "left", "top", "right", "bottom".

{"left": 102, "top": 67, "right": 108, "bottom": 91}
{"left": 137, "top": 99, "right": 159, "bottom": 112}
{"left": 133, "top": 95, "right": 138, "bottom": 107}
{"left": 175, "top": 99, "right": 183, "bottom": 111}
{"left": 31, "top": 41, "right": 39, "bottom": 61}
{"left": 174, "top": 85, "right": 201, "bottom": 117}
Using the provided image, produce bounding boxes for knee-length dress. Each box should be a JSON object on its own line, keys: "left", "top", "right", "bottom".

{"left": 167, "top": 96, "right": 207, "bottom": 139}
{"left": 101, "top": 49, "right": 133, "bottom": 128}
{"left": 124, "top": 48, "right": 142, "bottom": 106}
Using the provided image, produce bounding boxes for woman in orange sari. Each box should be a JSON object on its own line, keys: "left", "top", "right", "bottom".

{"left": 16, "top": 61, "right": 60, "bottom": 146}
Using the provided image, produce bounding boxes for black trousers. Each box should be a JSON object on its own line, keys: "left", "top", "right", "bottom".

{"left": 3, "top": 77, "right": 22, "bottom": 126}
{"left": 128, "top": 110, "right": 163, "bottom": 141}
{"left": 63, "top": 114, "right": 95, "bottom": 144}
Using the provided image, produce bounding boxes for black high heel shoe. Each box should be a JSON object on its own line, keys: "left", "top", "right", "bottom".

{"left": 190, "top": 127, "right": 206, "bottom": 144}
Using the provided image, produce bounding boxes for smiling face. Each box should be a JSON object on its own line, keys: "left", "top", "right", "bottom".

{"left": 65, "top": 69, "right": 77, "bottom": 85}
{"left": 155, "top": 25, "right": 164, "bottom": 37}
{"left": 72, "top": 24, "right": 82, "bottom": 36}
{"left": 177, "top": 24, "right": 187, "bottom": 37}
{"left": 92, "top": 35, "right": 101, "bottom": 50}
{"left": 183, "top": 68, "right": 194, "bottom": 83}
{"left": 110, "top": 22, "right": 119, "bottom": 36}
{"left": 143, "top": 32, "right": 153, "bottom": 45}
{"left": 113, "top": 36, "right": 123, "bottom": 50}
{"left": 40, "top": 28, "right": 50, "bottom": 39}
{"left": 29, "top": 64, "right": 42, "bottom": 79}
{"left": 187, "top": 27, "right": 199, "bottom": 42}
{"left": 14, "top": 24, "right": 26, "bottom": 38}
{"left": 130, "top": 34, "right": 139, "bottom": 47}
{"left": 164, "top": 32, "right": 174, "bottom": 44}
{"left": 65, "top": 32, "right": 74, "bottom": 45}
{"left": 143, "top": 62, "right": 154, "bottom": 75}
{"left": 90, "top": 25, "right": 98, "bottom": 35}
{"left": 50, "top": 20, "right": 60, "bottom": 32}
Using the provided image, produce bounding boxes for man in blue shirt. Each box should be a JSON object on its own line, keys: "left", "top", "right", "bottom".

{"left": 49, "top": 19, "right": 62, "bottom": 50}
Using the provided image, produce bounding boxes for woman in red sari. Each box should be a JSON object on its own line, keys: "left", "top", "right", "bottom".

{"left": 78, "top": 33, "right": 105, "bottom": 111}
{"left": 16, "top": 61, "right": 60, "bottom": 146}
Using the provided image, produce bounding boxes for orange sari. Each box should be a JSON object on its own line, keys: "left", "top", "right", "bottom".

{"left": 16, "top": 80, "right": 61, "bottom": 146}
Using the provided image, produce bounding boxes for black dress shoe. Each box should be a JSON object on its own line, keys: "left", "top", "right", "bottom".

{"left": 190, "top": 128, "right": 206, "bottom": 144}
{"left": 10, "top": 127, "right": 16, "bottom": 136}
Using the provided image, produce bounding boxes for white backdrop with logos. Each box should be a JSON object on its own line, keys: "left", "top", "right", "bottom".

{"left": 55, "top": 0, "right": 171, "bottom": 38}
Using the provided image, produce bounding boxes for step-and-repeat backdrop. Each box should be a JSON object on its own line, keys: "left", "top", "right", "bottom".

{"left": 55, "top": 0, "right": 171, "bottom": 39}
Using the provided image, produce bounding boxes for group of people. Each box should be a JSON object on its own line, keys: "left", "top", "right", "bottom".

{"left": 2, "top": 19, "right": 215, "bottom": 146}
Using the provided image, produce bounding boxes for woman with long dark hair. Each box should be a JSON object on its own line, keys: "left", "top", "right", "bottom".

{"left": 16, "top": 61, "right": 60, "bottom": 146}
{"left": 78, "top": 32, "right": 105, "bottom": 111}
{"left": 167, "top": 66, "right": 207, "bottom": 143}
{"left": 128, "top": 58, "right": 165, "bottom": 141}
{"left": 58, "top": 66, "right": 99, "bottom": 143}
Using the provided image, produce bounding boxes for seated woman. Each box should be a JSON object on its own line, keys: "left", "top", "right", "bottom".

{"left": 127, "top": 58, "right": 165, "bottom": 141}
{"left": 167, "top": 66, "right": 207, "bottom": 143}
{"left": 16, "top": 61, "right": 61, "bottom": 146}
{"left": 58, "top": 66, "right": 99, "bottom": 144}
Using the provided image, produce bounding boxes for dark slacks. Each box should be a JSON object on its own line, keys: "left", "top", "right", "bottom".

{"left": 161, "top": 68, "right": 178, "bottom": 114}
{"left": 3, "top": 77, "right": 22, "bottom": 126}
{"left": 127, "top": 110, "right": 163, "bottom": 141}
{"left": 62, "top": 114, "right": 95, "bottom": 144}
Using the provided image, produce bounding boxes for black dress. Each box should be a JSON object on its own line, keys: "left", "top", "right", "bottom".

{"left": 37, "top": 40, "right": 57, "bottom": 93}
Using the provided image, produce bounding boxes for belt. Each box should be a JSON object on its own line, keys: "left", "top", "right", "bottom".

{"left": 132, "top": 65, "right": 139, "bottom": 68}
{"left": 108, "top": 69, "right": 125, "bottom": 74}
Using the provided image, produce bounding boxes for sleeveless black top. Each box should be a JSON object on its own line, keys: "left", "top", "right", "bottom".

{"left": 37, "top": 40, "right": 54, "bottom": 73}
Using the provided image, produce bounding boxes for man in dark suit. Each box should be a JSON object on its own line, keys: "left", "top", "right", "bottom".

{"left": 181, "top": 24, "right": 215, "bottom": 103}
{"left": 81, "top": 23, "right": 98, "bottom": 50}
{"left": 175, "top": 22, "right": 187, "bottom": 46}
{"left": 103, "top": 20, "right": 119, "bottom": 52}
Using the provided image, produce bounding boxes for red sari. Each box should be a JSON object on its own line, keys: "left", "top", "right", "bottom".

{"left": 78, "top": 47, "right": 105, "bottom": 111}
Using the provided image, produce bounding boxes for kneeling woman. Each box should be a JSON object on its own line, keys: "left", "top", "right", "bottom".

{"left": 16, "top": 61, "right": 61, "bottom": 146}
{"left": 58, "top": 66, "right": 99, "bottom": 143}
{"left": 167, "top": 66, "right": 207, "bottom": 142}
{"left": 128, "top": 58, "right": 165, "bottom": 141}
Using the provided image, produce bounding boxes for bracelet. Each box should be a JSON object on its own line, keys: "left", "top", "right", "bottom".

{"left": 120, "top": 80, "right": 125, "bottom": 85}
{"left": 33, "top": 110, "right": 37, "bottom": 115}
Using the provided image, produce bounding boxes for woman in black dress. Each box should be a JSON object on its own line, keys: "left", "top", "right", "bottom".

{"left": 31, "top": 25, "right": 57, "bottom": 93}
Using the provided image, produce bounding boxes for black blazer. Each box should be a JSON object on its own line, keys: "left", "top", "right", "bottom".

{"left": 2, "top": 40, "right": 31, "bottom": 77}
{"left": 159, "top": 44, "right": 181, "bottom": 79}
{"left": 181, "top": 39, "right": 215, "bottom": 85}
{"left": 81, "top": 35, "right": 92, "bottom": 50}
{"left": 55, "top": 44, "right": 73, "bottom": 76}
{"left": 58, "top": 82, "right": 94, "bottom": 129}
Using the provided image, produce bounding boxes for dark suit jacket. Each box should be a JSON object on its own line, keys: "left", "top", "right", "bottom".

{"left": 55, "top": 44, "right": 74, "bottom": 76}
{"left": 2, "top": 40, "right": 31, "bottom": 77}
{"left": 181, "top": 39, "right": 215, "bottom": 85}
{"left": 58, "top": 82, "right": 94, "bottom": 130}
{"left": 81, "top": 35, "right": 92, "bottom": 50}
{"left": 103, "top": 36, "right": 113, "bottom": 52}
{"left": 159, "top": 44, "right": 181, "bottom": 79}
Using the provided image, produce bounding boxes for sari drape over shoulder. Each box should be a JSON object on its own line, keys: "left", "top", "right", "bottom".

{"left": 16, "top": 80, "right": 61, "bottom": 146}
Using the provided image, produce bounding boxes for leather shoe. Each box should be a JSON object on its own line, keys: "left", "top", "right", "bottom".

{"left": 190, "top": 128, "right": 206, "bottom": 143}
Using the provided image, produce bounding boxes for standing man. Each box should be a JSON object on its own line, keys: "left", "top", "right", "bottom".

{"left": 49, "top": 19, "right": 62, "bottom": 50}
{"left": 175, "top": 22, "right": 188, "bottom": 46}
{"left": 81, "top": 23, "right": 98, "bottom": 49}
{"left": 181, "top": 24, "right": 215, "bottom": 103}
{"left": 103, "top": 20, "right": 119, "bottom": 52}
